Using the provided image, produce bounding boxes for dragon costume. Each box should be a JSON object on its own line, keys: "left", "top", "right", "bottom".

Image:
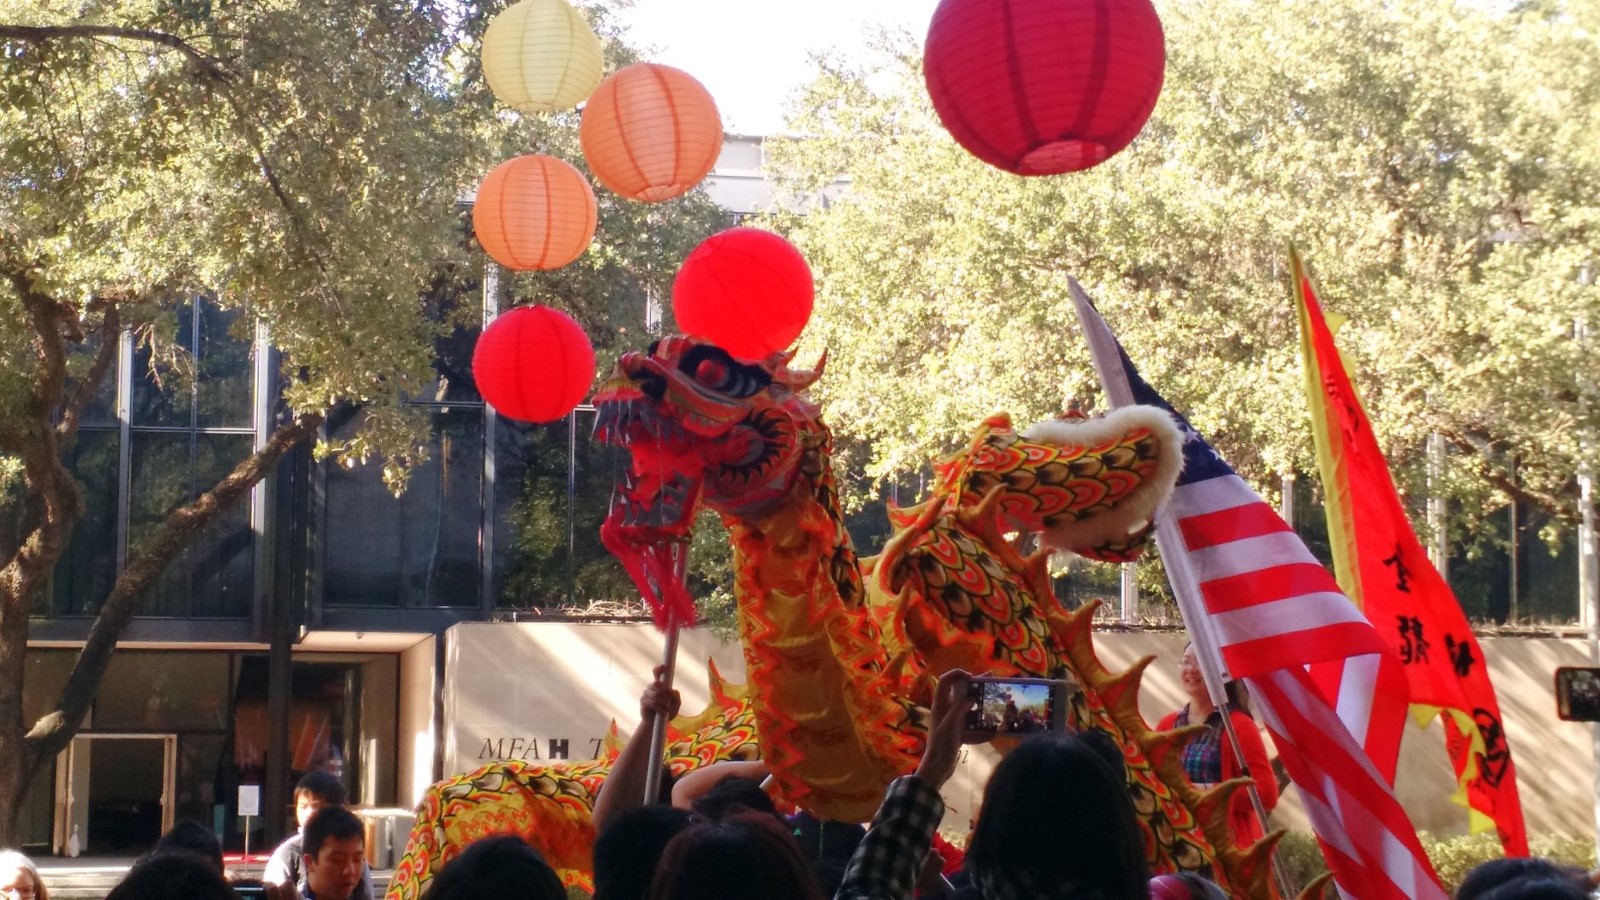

{"left": 388, "top": 336, "right": 1281, "bottom": 898}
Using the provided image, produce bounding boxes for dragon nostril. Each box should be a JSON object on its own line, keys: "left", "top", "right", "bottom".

{"left": 639, "top": 372, "right": 667, "bottom": 400}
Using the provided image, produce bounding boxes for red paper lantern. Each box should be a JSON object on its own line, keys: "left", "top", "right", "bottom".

{"left": 472, "top": 155, "right": 598, "bottom": 270}
{"left": 472, "top": 305, "right": 596, "bottom": 423}
{"left": 923, "top": 0, "right": 1166, "bottom": 175}
{"left": 671, "top": 228, "right": 814, "bottom": 362}
{"left": 580, "top": 63, "right": 723, "bottom": 203}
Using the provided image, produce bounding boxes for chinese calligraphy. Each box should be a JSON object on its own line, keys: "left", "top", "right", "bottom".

{"left": 1397, "top": 615, "right": 1431, "bottom": 664}
{"left": 1444, "top": 634, "right": 1477, "bottom": 679}
{"left": 1382, "top": 543, "right": 1413, "bottom": 593}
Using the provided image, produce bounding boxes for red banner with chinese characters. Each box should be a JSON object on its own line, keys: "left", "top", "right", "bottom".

{"left": 1294, "top": 251, "right": 1527, "bottom": 854}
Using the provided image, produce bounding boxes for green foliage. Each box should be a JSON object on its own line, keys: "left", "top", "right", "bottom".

{"left": 765, "top": 0, "right": 1600, "bottom": 556}
{"left": 1423, "top": 831, "right": 1598, "bottom": 890}
{"left": 1273, "top": 830, "right": 1332, "bottom": 895}
{"left": 1276, "top": 829, "right": 1598, "bottom": 893}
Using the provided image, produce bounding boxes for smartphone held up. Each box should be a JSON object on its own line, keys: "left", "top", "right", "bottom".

{"left": 964, "top": 676, "right": 1073, "bottom": 735}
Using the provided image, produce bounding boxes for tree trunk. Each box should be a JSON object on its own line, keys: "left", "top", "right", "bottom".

{"left": 0, "top": 411, "right": 324, "bottom": 846}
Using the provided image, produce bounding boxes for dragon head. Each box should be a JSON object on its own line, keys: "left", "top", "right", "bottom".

{"left": 594, "top": 335, "right": 825, "bottom": 542}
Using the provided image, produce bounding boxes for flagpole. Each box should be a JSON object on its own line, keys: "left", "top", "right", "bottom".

{"left": 1070, "top": 279, "right": 1289, "bottom": 896}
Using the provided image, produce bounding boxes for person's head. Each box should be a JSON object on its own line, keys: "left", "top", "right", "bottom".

{"left": 966, "top": 733, "right": 1150, "bottom": 900}
{"left": 647, "top": 812, "right": 824, "bottom": 900}
{"left": 689, "top": 776, "right": 778, "bottom": 822}
{"left": 593, "top": 806, "right": 694, "bottom": 900}
{"left": 155, "top": 820, "right": 223, "bottom": 873}
{"left": 422, "top": 834, "right": 564, "bottom": 900}
{"left": 104, "top": 851, "right": 233, "bottom": 900}
{"left": 1456, "top": 857, "right": 1590, "bottom": 900}
{"left": 302, "top": 805, "right": 366, "bottom": 900}
{"left": 0, "top": 850, "right": 46, "bottom": 900}
{"left": 295, "top": 770, "right": 349, "bottom": 829}
{"left": 1179, "top": 643, "right": 1249, "bottom": 712}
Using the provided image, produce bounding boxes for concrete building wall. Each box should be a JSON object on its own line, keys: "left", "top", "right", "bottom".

{"left": 398, "top": 637, "right": 438, "bottom": 810}
{"left": 438, "top": 622, "right": 1596, "bottom": 839}
{"left": 442, "top": 622, "right": 747, "bottom": 776}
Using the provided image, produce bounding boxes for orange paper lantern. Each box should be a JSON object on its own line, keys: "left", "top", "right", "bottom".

{"left": 580, "top": 63, "right": 723, "bottom": 203}
{"left": 472, "top": 155, "right": 598, "bottom": 271}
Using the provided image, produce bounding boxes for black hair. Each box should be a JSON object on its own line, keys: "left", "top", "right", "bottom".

{"left": 593, "top": 806, "right": 694, "bottom": 900}
{"left": 965, "top": 733, "right": 1150, "bottom": 900}
{"left": 296, "top": 770, "right": 348, "bottom": 805}
{"left": 689, "top": 776, "right": 778, "bottom": 821}
{"left": 1075, "top": 728, "right": 1128, "bottom": 779}
{"left": 1457, "top": 858, "right": 1590, "bottom": 900}
{"left": 303, "top": 805, "right": 364, "bottom": 860}
{"left": 155, "top": 820, "right": 223, "bottom": 873}
{"left": 647, "top": 812, "right": 824, "bottom": 900}
{"left": 422, "top": 834, "right": 565, "bottom": 900}
{"left": 105, "top": 850, "right": 236, "bottom": 900}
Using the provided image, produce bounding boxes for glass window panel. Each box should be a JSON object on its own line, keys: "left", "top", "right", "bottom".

{"left": 94, "top": 652, "right": 231, "bottom": 731}
{"left": 324, "top": 408, "right": 483, "bottom": 608}
{"left": 493, "top": 411, "right": 631, "bottom": 609}
{"left": 412, "top": 270, "right": 482, "bottom": 404}
{"left": 195, "top": 302, "right": 254, "bottom": 429}
{"left": 131, "top": 300, "right": 196, "bottom": 428}
{"left": 175, "top": 734, "right": 229, "bottom": 836}
{"left": 1518, "top": 508, "right": 1579, "bottom": 621}
{"left": 50, "top": 430, "right": 120, "bottom": 616}
{"left": 22, "top": 650, "right": 76, "bottom": 729}
{"left": 492, "top": 416, "right": 573, "bottom": 608}
{"left": 413, "top": 322, "right": 483, "bottom": 404}
{"left": 131, "top": 433, "right": 254, "bottom": 618}
{"left": 66, "top": 330, "right": 118, "bottom": 428}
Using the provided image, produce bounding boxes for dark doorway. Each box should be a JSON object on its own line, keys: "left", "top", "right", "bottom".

{"left": 87, "top": 738, "right": 166, "bottom": 853}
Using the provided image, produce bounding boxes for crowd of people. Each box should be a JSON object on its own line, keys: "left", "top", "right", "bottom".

{"left": 1, "top": 655, "right": 1596, "bottom": 899}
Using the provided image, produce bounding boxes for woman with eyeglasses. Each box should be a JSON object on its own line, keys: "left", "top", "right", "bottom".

{"left": 0, "top": 850, "right": 47, "bottom": 900}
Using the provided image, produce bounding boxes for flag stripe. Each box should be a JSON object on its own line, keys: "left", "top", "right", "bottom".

{"left": 1198, "top": 562, "right": 1347, "bottom": 612}
{"left": 1178, "top": 500, "right": 1293, "bottom": 551}
{"left": 1253, "top": 668, "right": 1447, "bottom": 900}
{"left": 1220, "top": 623, "right": 1392, "bottom": 677}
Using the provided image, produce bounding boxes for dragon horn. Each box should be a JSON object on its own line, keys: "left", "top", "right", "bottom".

{"left": 782, "top": 348, "right": 827, "bottom": 391}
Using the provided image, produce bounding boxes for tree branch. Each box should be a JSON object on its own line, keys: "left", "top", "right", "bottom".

{"left": 0, "top": 24, "right": 233, "bottom": 83}
{"left": 56, "top": 303, "right": 120, "bottom": 450}
{"left": 27, "top": 411, "right": 324, "bottom": 762}
{"left": 1439, "top": 429, "right": 1579, "bottom": 527}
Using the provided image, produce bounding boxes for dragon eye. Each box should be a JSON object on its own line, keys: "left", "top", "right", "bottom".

{"left": 695, "top": 357, "right": 728, "bottom": 388}
{"left": 678, "top": 345, "right": 772, "bottom": 398}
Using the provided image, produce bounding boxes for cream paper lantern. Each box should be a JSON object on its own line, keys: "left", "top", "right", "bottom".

{"left": 481, "top": 0, "right": 605, "bottom": 115}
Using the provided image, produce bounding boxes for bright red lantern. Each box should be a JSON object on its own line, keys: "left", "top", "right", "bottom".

{"left": 472, "top": 305, "right": 596, "bottom": 423}
{"left": 923, "top": 0, "right": 1166, "bottom": 175}
{"left": 671, "top": 228, "right": 813, "bottom": 362}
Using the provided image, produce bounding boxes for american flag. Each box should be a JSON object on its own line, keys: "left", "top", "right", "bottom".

{"left": 1071, "top": 281, "right": 1444, "bottom": 900}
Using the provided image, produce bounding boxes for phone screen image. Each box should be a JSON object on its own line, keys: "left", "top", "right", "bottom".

{"left": 968, "top": 680, "right": 1058, "bottom": 734}
{"left": 1556, "top": 667, "right": 1600, "bottom": 723}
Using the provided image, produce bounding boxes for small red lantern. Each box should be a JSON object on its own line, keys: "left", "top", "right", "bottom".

{"left": 672, "top": 228, "right": 813, "bottom": 362}
{"left": 923, "top": 0, "right": 1166, "bottom": 175}
{"left": 472, "top": 155, "right": 598, "bottom": 271}
{"left": 472, "top": 306, "right": 596, "bottom": 423}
